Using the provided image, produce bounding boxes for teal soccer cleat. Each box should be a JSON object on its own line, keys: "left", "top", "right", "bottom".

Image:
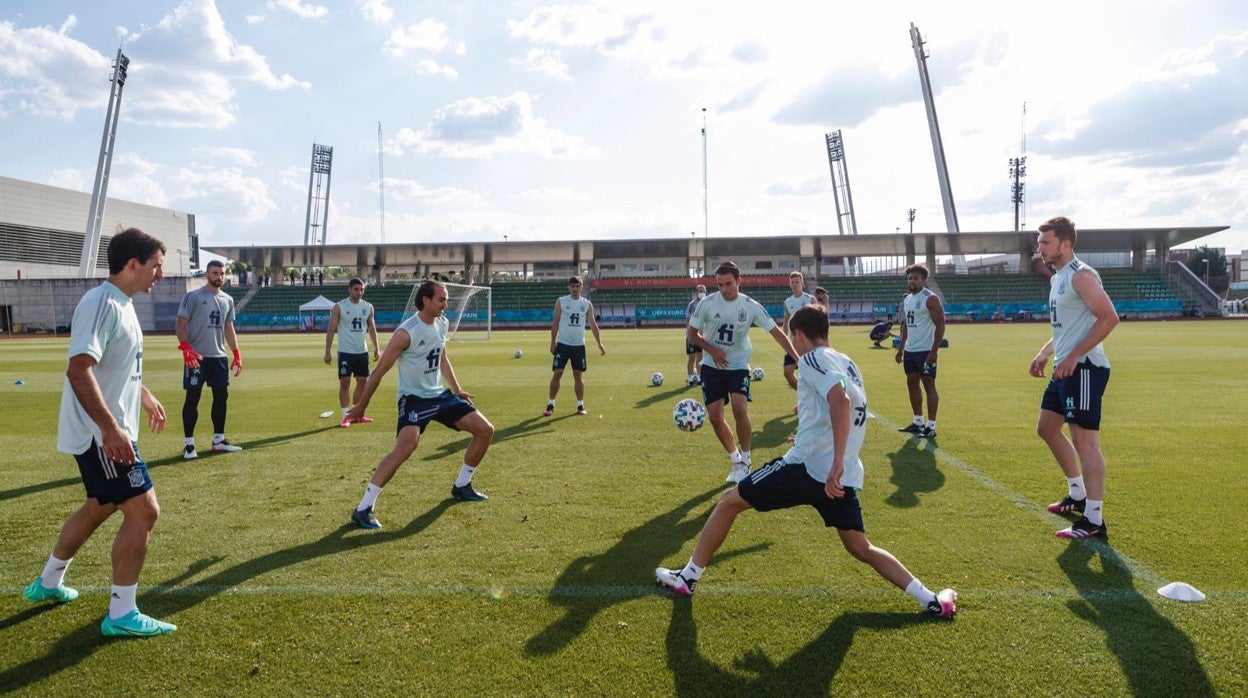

{"left": 22, "top": 578, "right": 79, "bottom": 604}
{"left": 100, "top": 609, "right": 176, "bottom": 637}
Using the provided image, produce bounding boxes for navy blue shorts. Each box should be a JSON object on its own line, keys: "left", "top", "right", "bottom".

{"left": 552, "top": 343, "right": 588, "bottom": 372}
{"left": 338, "top": 352, "right": 370, "bottom": 378}
{"left": 185, "top": 356, "right": 229, "bottom": 390}
{"left": 700, "top": 365, "right": 751, "bottom": 405}
{"left": 1041, "top": 361, "right": 1110, "bottom": 430}
{"left": 74, "top": 440, "right": 153, "bottom": 506}
{"left": 737, "top": 458, "right": 864, "bottom": 531}
{"left": 397, "top": 390, "right": 477, "bottom": 434}
{"left": 902, "top": 351, "right": 937, "bottom": 378}
{"left": 783, "top": 353, "right": 797, "bottom": 367}
{"left": 686, "top": 341, "right": 701, "bottom": 356}
{"left": 870, "top": 327, "right": 890, "bottom": 341}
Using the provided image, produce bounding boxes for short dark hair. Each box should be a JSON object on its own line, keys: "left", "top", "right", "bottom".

{"left": 107, "top": 228, "right": 166, "bottom": 275}
{"left": 206, "top": 260, "right": 225, "bottom": 271}
{"left": 814, "top": 286, "right": 829, "bottom": 297}
{"left": 568, "top": 276, "right": 582, "bottom": 285}
{"left": 348, "top": 277, "right": 364, "bottom": 288}
{"left": 1039, "top": 216, "right": 1077, "bottom": 246}
{"left": 790, "top": 304, "right": 829, "bottom": 341}
{"left": 904, "top": 264, "right": 929, "bottom": 280}
{"left": 715, "top": 261, "right": 741, "bottom": 280}
{"left": 414, "top": 279, "right": 444, "bottom": 310}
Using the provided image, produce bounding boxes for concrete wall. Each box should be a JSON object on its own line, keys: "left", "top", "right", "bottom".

{"left": 0, "top": 276, "right": 192, "bottom": 334}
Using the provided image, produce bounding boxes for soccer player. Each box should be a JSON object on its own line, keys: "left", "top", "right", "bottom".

{"left": 781, "top": 271, "right": 814, "bottom": 392}
{"left": 1030, "top": 216, "right": 1119, "bottom": 539}
{"left": 22, "top": 228, "right": 178, "bottom": 637}
{"left": 688, "top": 261, "right": 800, "bottom": 483}
{"left": 324, "top": 278, "right": 380, "bottom": 428}
{"left": 176, "top": 259, "right": 243, "bottom": 458}
{"left": 657, "top": 304, "right": 957, "bottom": 619}
{"left": 870, "top": 321, "right": 896, "bottom": 348}
{"left": 543, "top": 276, "right": 606, "bottom": 416}
{"left": 347, "top": 280, "right": 494, "bottom": 529}
{"left": 685, "top": 284, "right": 707, "bottom": 387}
{"left": 895, "top": 264, "right": 945, "bottom": 438}
{"left": 813, "top": 286, "right": 830, "bottom": 310}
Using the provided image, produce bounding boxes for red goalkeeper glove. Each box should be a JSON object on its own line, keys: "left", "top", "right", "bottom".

{"left": 178, "top": 341, "right": 201, "bottom": 370}
{"left": 231, "top": 347, "right": 243, "bottom": 376}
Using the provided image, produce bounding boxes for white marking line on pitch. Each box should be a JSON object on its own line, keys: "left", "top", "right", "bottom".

{"left": 876, "top": 416, "right": 1167, "bottom": 588}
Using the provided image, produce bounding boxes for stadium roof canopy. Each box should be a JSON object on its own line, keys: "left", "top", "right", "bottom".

{"left": 205, "top": 227, "right": 1226, "bottom": 273}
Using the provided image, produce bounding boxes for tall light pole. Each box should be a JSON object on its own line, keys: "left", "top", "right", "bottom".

{"left": 907, "top": 208, "right": 916, "bottom": 234}
{"left": 1202, "top": 259, "right": 1210, "bottom": 287}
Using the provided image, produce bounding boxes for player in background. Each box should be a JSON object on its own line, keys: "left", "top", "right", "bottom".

{"left": 689, "top": 261, "right": 800, "bottom": 484}
{"left": 781, "top": 271, "right": 814, "bottom": 394}
{"left": 1030, "top": 216, "right": 1119, "bottom": 539}
{"left": 22, "top": 228, "right": 179, "bottom": 637}
{"left": 813, "top": 286, "right": 830, "bottom": 311}
{"left": 324, "top": 278, "right": 380, "bottom": 428}
{"left": 176, "top": 260, "right": 244, "bottom": 458}
{"left": 347, "top": 280, "right": 495, "bottom": 529}
{"left": 685, "top": 284, "right": 707, "bottom": 386}
{"left": 870, "top": 321, "right": 897, "bottom": 348}
{"left": 544, "top": 276, "right": 606, "bottom": 416}
{"left": 657, "top": 304, "right": 957, "bottom": 619}
{"left": 895, "top": 264, "right": 945, "bottom": 439}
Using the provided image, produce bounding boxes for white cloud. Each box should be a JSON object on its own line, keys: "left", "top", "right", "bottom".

{"left": 383, "top": 178, "right": 485, "bottom": 207}
{"left": 385, "top": 18, "right": 450, "bottom": 55}
{"left": 359, "top": 0, "right": 394, "bottom": 24}
{"left": 0, "top": 16, "right": 112, "bottom": 119}
{"left": 512, "top": 48, "right": 571, "bottom": 81}
{"left": 170, "top": 166, "right": 277, "bottom": 223}
{"left": 193, "top": 146, "right": 259, "bottom": 167}
{"left": 414, "top": 59, "right": 458, "bottom": 80}
{"left": 391, "top": 92, "right": 596, "bottom": 159}
{"left": 268, "top": 0, "right": 328, "bottom": 20}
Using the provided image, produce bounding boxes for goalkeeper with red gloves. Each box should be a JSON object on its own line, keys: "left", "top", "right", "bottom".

{"left": 175, "top": 260, "right": 244, "bottom": 459}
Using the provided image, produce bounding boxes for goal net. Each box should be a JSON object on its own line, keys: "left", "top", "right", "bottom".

{"left": 402, "top": 281, "right": 492, "bottom": 340}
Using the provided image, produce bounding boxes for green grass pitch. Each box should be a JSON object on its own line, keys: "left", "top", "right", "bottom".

{"left": 1, "top": 321, "right": 1245, "bottom": 695}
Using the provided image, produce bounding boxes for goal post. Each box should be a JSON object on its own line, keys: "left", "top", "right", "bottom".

{"left": 403, "top": 281, "right": 491, "bottom": 340}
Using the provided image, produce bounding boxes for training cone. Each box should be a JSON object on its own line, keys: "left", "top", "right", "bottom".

{"left": 1157, "top": 582, "right": 1205, "bottom": 602}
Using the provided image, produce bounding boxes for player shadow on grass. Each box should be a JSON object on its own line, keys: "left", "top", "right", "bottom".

{"left": 0, "top": 427, "right": 337, "bottom": 504}
{"left": 0, "top": 501, "right": 453, "bottom": 693}
{"left": 883, "top": 438, "right": 944, "bottom": 508}
{"left": 665, "top": 598, "right": 925, "bottom": 696}
{"left": 1057, "top": 542, "right": 1213, "bottom": 697}
{"left": 751, "top": 411, "right": 798, "bottom": 451}
{"left": 635, "top": 384, "right": 693, "bottom": 409}
{"left": 422, "top": 413, "right": 578, "bottom": 462}
{"left": 524, "top": 486, "right": 769, "bottom": 658}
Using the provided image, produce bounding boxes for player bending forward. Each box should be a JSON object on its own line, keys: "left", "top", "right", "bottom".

{"left": 657, "top": 304, "right": 956, "bottom": 618}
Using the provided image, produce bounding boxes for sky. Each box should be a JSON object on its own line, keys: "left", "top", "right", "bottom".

{"left": 2, "top": 0, "right": 1247, "bottom": 257}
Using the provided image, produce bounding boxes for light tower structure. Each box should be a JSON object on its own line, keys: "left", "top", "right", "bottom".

{"left": 304, "top": 143, "right": 333, "bottom": 246}
{"left": 909, "top": 23, "right": 966, "bottom": 273}
{"left": 79, "top": 49, "right": 130, "bottom": 277}
{"left": 825, "top": 129, "right": 859, "bottom": 274}
{"left": 1010, "top": 157, "right": 1027, "bottom": 232}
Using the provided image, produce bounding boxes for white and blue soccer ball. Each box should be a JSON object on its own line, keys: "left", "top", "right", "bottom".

{"left": 751, "top": 367, "right": 765, "bottom": 381}
{"left": 514, "top": 349, "right": 523, "bottom": 359}
{"left": 651, "top": 372, "right": 664, "bottom": 387}
{"left": 673, "top": 398, "right": 707, "bottom": 432}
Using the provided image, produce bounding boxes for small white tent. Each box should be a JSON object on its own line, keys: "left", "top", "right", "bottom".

{"left": 298, "top": 295, "right": 336, "bottom": 330}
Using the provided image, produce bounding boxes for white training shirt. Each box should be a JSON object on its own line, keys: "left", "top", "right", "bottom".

{"left": 690, "top": 292, "right": 777, "bottom": 371}
{"left": 783, "top": 292, "right": 815, "bottom": 323}
{"left": 554, "top": 294, "right": 592, "bottom": 346}
{"left": 395, "top": 313, "right": 450, "bottom": 398}
{"left": 335, "top": 298, "right": 374, "bottom": 355}
{"left": 58, "top": 281, "right": 144, "bottom": 455}
{"left": 1049, "top": 258, "right": 1111, "bottom": 368}
{"left": 902, "top": 288, "right": 939, "bottom": 352}
{"left": 783, "top": 346, "right": 867, "bottom": 489}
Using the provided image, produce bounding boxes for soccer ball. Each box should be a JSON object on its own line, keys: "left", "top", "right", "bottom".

{"left": 751, "top": 367, "right": 765, "bottom": 381}
{"left": 651, "top": 372, "right": 664, "bottom": 386}
{"left": 514, "top": 349, "right": 523, "bottom": 359}
{"left": 673, "top": 398, "right": 707, "bottom": 432}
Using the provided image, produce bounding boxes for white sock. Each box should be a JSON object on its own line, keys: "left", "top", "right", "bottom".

{"left": 185, "top": 437, "right": 195, "bottom": 447}
{"left": 680, "top": 560, "right": 705, "bottom": 581}
{"left": 576, "top": 400, "right": 585, "bottom": 408}
{"left": 109, "top": 584, "right": 137, "bottom": 619}
{"left": 730, "top": 449, "right": 742, "bottom": 465}
{"left": 342, "top": 407, "right": 350, "bottom": 418}
{"left": 926, "top": 421, "right": 936, "bottom": 430}
{"left": 905, "top": 578, "right": 937, "bottom": 608}
{"left": 454, "top": 464, "right": 476, "bottom": 488}
{"left": 1085, "top": 499, "right": 1104, "bottom": 525}
{"left": 740, "top": 450, "right": 751, "bottom": 466}
{"left": 358, "top": 483, "right": 382, "bottom": 511}
{"left": 1067, "top": 476, "right": 1086, "bottom": 500}
{"left": 40, "top": 554, "right": 72, "bottom": 588}
{"left": 547, "top": 400, "right": 555, "bottom": 408}
{"left": 213, "top": 433, "right": 225, "bottom": 444}
{"left": 913, "top": 415, "right": 924, "bottom": 426}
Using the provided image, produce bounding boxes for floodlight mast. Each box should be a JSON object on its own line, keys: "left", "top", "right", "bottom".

{"left": 80, "top": 49, "right": 130, "bottom": 278}
{"left": 910, "top": 23, "right": 965, "bottom": 273}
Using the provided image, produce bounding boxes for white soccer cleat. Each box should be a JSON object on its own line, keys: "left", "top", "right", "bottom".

{"left": 725, "top": 463, "right": 750, "bottom": 484}
{"left": 655, "top": 567, "right": 696, "bottom": 596}
{"left": 211, "top": 440, "right": 243, "bottom": 453}
{"left": 182, "top": 445, "right": 198, "bottom": 460}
